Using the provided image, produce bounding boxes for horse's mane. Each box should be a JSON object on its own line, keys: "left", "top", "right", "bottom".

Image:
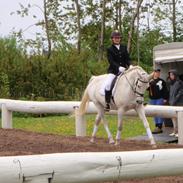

{"left": 88, "top": 66, "right": 145, "bottom": 83}
{"left": 124, "top": 65, "right": 145, "bottom": 74}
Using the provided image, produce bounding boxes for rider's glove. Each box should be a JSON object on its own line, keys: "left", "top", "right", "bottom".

{"left": 119, "top": 66, "right": 126, "bottom": 73}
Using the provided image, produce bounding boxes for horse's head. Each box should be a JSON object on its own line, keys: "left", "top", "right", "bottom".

{"left": 126, "top": 66, "right": 150, "bottom": 104}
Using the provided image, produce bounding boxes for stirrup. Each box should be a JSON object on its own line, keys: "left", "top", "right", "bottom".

{"left": 104, "top": 103, "right": 110, "bottom": 112}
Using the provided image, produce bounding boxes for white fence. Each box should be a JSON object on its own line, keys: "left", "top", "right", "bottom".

{"left": 1, "top": 99, "right": 183, "bottom": 182}
{"left": 0, "top": 99, "right": 183, "bottom": 144}
{"left": 1, "top": 149, "right": 183, "bottom": 183}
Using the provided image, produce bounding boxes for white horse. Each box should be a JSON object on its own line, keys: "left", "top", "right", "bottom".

{"left": 77, "top": 65, "right": 156, "bottom": 147}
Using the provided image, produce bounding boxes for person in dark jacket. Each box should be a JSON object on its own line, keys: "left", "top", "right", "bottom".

{"left": 168, "top": 69, "right": 183, "bottom": 137}
{"left": 104, "top": 30, "right": 131, "bottom": 111}
{"left": 148, "top": 69, "right": 169, "bottom": 134}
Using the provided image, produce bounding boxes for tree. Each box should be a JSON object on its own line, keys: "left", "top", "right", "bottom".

{"left": 0, "top": 73, "right": 10, "bottom": 98}
{"left": 118, "top": 0, "right": 123, "bottom": 33}
{"left": 98, "top": 0, "right": 106, "bottom": 61}
{"left": 152, "top": 0, "right": 183, "bottom": 42}
{"left": 74, "top": 0, "right": 81, "bottom": 54}
{"left": 11, "top": 0, "right": 62, "bottom": 57}
{"left": 127, "top": 0, "right": 144, "bottom": 53}
{"left": 172, "top": 0, "right": 177, "bottom": 41}
{"left": 43, "top": 0, "right": 52, "bottom": 58}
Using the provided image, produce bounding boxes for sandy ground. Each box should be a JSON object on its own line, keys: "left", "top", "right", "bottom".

{"left": 0, "top": 128, "right": 183, "bottom": 182}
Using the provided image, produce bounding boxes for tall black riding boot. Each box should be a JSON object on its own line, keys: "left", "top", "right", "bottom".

{"left": 104, "top": 90, "right": 112, "bottom": 111}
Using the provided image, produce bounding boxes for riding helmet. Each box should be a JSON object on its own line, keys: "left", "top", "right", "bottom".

{"left": 111, "top": 30, "right": 121, "bottom": 38}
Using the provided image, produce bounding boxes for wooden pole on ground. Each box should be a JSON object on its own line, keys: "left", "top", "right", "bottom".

{"left": 1, "top": 150, "right": 183, "bottom": 183}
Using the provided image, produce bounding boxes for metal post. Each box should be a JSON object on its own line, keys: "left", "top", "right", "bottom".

{"left": 75, "top": 107, "right": 86, "bottom": 137}
{"left": 178, "top": 111, "right": 183, "bottom": 145}
{"left": 1, "top": 104, "right": 12, "bottom": 129}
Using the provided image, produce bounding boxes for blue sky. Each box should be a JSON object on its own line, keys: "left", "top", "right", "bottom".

{"left": 0, "top": 0, "right": 43, "bottom": 39}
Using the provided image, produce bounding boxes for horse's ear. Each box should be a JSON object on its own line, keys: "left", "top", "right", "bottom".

{"left": 148, "top": 72, "right": 154, "bottom": 81}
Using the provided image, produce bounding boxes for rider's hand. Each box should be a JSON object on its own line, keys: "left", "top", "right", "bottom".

{"left": 119, "top": 66, "right": 126, "bottom": 73}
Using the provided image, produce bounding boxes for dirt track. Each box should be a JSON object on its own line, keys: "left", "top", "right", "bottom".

{"left": 0, "top": 128, "right": 183, "bottom": 182}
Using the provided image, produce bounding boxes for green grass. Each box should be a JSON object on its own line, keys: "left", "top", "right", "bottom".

{"left": 4, "top": 114, "right": 155, "bottom": 139}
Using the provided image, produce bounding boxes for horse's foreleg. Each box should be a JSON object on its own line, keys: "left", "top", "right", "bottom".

{"left": 115, "top": 109, "right": 123, "bottom": 145}
{"left": 136, "top": 105, "right": 156, "bottom": 148}
{"left": 90, "top": 113, "right": 101, "bottom": 143}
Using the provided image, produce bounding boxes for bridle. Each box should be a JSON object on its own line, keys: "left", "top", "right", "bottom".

{"left": 123, "top": 72, "right": 149, "bottom": 97}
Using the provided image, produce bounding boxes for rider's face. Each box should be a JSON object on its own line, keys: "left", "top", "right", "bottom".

{"left": 112, "top": 37, "right": 121, "bottom": 45}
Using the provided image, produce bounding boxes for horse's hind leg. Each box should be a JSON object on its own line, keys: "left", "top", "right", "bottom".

{"left": 136, "top": 104, "right": 156, "bottom": 148}
{"left": 91, "top": 103, "right": 114, "bottom": 144}
{"left": 90, "top": 113, "right": 101, "bottom": 143}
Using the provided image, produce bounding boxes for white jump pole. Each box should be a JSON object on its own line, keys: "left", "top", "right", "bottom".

{"left": 75, "top": 107, "right": 86, "bottom": 137}
{"left": 1, "top": 149, "right": 183, "bottom": 183}
{"left": 178, "top": 111, "right": 183, "bottom": 145}
{"left": 1, "top": 104, "right": 12, "bottom": 129}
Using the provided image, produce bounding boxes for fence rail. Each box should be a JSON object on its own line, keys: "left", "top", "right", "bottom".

{"left": 0, "top": 99, "right": 183, "bottom": 144}
{"left": 1, "top": 99, "right": 183, "bottom": 182}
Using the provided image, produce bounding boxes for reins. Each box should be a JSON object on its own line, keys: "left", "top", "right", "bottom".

{"left": 123, "top": 70, "right": 148, "bottom": 97}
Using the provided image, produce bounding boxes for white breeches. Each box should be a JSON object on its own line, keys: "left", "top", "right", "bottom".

{"left": 99, "top": 73, "right": 116, "bottom": 95}
{"left": 104, "top": 73, "right": 116, "bottom": 91}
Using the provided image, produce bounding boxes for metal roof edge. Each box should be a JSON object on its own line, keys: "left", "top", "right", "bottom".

{"left": 153, "top": 42, "right": 183, "bottom": 51}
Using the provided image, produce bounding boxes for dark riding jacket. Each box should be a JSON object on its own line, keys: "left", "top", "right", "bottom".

{"left": 169, "top": 79, "right": 183, "bottom": 106}
{"left": 107, "top": 44, "right": 131, "bottom": 75}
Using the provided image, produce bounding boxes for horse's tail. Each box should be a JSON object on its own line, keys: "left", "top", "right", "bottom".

{"left": 77, "top": 75, "right": 96, "bottom": 116}
{"left": 78, "top": 88, "right": 90, "bottom": 116}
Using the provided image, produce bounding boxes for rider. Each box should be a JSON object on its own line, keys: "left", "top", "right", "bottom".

{"left": 104, "top": 30, "right": 131, "bottom": 111}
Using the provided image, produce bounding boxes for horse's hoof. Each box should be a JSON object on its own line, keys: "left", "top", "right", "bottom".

{"left": 115, "top": 140, "right": 120, "bottom": 146}
{"left": 152, "top": 144, "right": 157, "bottom": 149}
{"left": 109, "top": 138, "right": 115, "bottom": 144}
{"left": 90, "top": 138, "right": 95, "bottom": 144}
